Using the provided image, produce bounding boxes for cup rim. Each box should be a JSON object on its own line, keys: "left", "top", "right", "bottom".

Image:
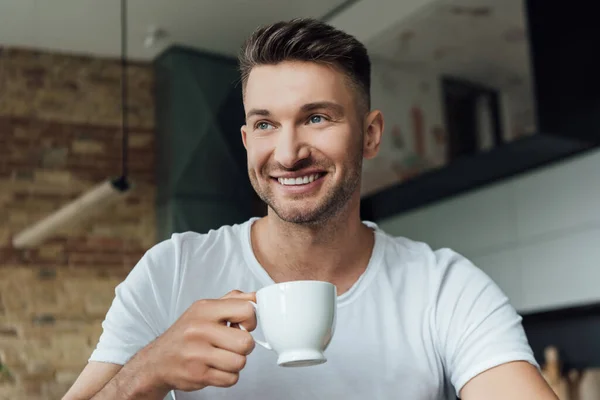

{"left": 257, "top": 280, "right": 335, "bottom": 294}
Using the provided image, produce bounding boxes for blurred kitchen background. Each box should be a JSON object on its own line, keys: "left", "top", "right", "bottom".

{"left": 0, "top": 0, "right": 599, "bottom": 399}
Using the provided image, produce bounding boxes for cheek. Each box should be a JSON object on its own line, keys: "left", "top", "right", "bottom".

{"left": 312, "top": 131, "right": 358, "bottom": 163}
{"left": 246, "top": 138, "right": 273, "bottom": 170}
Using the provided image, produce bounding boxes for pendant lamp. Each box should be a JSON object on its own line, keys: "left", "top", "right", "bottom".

{"left": 13, "top": 0, "right": 133, "bottom": 249}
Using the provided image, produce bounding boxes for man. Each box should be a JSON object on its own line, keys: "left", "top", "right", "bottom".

{"left": 64, "top": 18, "right": 557, "bottom": 400}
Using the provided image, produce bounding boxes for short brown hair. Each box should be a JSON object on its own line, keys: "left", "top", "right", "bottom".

{"left": 238, "top": 18, "right": 371, "bottom": 112}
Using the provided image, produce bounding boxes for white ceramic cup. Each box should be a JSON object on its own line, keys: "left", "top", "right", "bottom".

{"left": 240, "top": 280, "right": 337, "bottom": 367}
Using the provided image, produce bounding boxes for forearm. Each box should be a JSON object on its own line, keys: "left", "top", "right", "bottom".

{"left": 90, "top": 353, "right": 170, "bottom": 400}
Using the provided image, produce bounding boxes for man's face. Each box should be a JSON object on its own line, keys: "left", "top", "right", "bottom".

{"left": 241, "top": 61, "right": 380, "bottom": 224}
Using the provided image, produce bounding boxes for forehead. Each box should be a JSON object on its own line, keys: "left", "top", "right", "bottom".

{"left": 243, "top": 61, "right": 354, "bottom": 113}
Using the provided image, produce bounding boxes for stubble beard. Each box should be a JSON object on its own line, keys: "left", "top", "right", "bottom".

{"left": 248, "top": 152, "right": 363, "bottom": 226}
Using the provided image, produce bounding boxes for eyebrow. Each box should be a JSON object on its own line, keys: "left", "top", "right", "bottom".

{"left": 301, "top": 101, "right": 345, "bottom": 116}
{"left": 245, "top": 101, "right": 345, "bottom": 120}
{"left": 245, "top": 108, "right": 270, "bottom": 120}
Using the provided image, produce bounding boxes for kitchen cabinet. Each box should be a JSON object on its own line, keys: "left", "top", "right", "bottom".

{"left": 377, "top": 148, "right": 600, "bottom": 314}
{"left": 518, "top": 227, "right": 600, "bottom": 313}
{"left": 514, "top": 150, "right": 600, "bottom": 240}
{"left": 378, "top": 180, "right": 517, "bottom": 258}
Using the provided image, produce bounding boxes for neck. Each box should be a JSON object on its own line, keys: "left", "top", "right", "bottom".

{"left": 251, "top": 193, "right": 375, "bottom": 293}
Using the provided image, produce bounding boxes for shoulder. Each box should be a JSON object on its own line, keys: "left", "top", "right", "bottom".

{"left": 146, "top": 219, "right": 252, "bottom": 264}
{"left": 125, "top": 219, "right": 253, "bottom": 288}
{"left": 377, "top": 228, "right": 514, "bottom": 325}
{"left": 374, "top": 223, "right": 484, "bottom": 278}
{"left": 372, "top": 223, "right": 499, "bottom": 301}
{"left": 372, "top": 224, "right": 535, "bottom": 395}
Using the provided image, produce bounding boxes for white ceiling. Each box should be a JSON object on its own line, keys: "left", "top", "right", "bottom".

{"left": 366, "top": 0, "right": 533, "bottom": 90}
{"left": 0, "top": 0, "right": 530, "bottom": 91}
{"left": 0, "top": 0, "right": 353, "bottom": 61}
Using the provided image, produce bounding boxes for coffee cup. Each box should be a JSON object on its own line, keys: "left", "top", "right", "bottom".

{"left": 240, "top": 280, "right": 337, "bottom": 367}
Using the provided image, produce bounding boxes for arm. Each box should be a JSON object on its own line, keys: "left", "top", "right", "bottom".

{"left": 63, "top": 241, "right": 176, "bottom": 399}
{"left": 459, "top": 361, "right": 558, "bottom": 400}
{"left": 62, "top": 362, "right": 122, "bottom": 400}
{"left": 63, "top": 292, "right": 257, "bottom": 400}
{"left": 433, "top": 249, "right": 553, "bottom": 398}
{"left": 63, "top": 235, "right": 256, "bottom": 399}
{"left": 63, "top": 355, "right": 170, "bottom": 400}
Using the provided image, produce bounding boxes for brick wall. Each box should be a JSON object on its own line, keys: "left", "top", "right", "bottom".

{"left": 0, "top": 48, "right": 156, "bottom": 399}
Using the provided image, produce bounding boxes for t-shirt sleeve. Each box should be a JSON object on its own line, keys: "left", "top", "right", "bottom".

{"left": 88, "top": 239, "right": 176, "bottom": 365}
{"left": 432, "top": 248, "right": 539, "bottom": 397}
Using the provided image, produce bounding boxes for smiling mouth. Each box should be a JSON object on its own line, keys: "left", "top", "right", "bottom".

{"left": 275, "top": 173, "right": 325, "bottom": 186}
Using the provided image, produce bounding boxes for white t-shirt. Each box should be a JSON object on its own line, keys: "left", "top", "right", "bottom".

{"left": 89, "top": 218, "right": 538, "bottom": 400}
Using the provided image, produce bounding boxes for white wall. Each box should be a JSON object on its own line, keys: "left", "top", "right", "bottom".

{"left": 377, "top": 147, "right": 600, "bottom": 314}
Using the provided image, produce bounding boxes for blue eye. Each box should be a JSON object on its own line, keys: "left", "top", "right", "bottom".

{"left": 256, "top": 122, "right": 272, "bottom": 130}
{"left": 309, "top": 115, "right": 323, "bottom": 124}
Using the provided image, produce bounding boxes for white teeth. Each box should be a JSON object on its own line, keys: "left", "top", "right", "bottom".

{"left": 278, "top": 173, "right": 321, "bottom": 186}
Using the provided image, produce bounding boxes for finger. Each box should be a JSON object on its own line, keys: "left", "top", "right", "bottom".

{"left": 233, "top": 309, "right": 257, "bottom": 333}
{"left": 221, "top": 290, "right": 257, "bottom": 303}
{"left": 203, "top": 368, "right": 240, "bottom": 388}
{"left": 204, "top": 347, "right": 247, "bottom": 373}
{"left": 236, "top": 317, "right": 257, "bottom": 333}
{"left": 202, "top": 298, "right": 256, "bottom": 326}
{"left": 218, "top": 292, "right": 256, "bottom": 327}
{"left": 206, "top": 323, "right": 256, "bottom": 355}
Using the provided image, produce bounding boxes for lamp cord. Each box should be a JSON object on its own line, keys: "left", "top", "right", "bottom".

{"left": 120, "top": 0, "right": 129, "bottom": 182}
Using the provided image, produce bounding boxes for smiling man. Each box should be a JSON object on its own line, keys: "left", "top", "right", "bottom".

{"left": 64, "top": 18, "right": 558, "bottom": 400}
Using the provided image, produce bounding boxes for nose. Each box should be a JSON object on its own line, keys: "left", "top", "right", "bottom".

{"left": 273, "top": 126, "right": 310, "bottom": 169}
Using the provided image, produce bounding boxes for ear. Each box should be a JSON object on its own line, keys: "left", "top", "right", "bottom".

{"left": 240, "top": 125, "right": 248, "bottom": 150}
{"left": 363, "top": 110, "right": 384, "bottom": 160}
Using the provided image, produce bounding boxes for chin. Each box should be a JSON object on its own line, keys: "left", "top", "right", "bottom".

{"left": 270, "top": 204, "right": 328, "bottom": 225}
{"left": 257, "top": 177, "right": 358, "bottom": 225}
